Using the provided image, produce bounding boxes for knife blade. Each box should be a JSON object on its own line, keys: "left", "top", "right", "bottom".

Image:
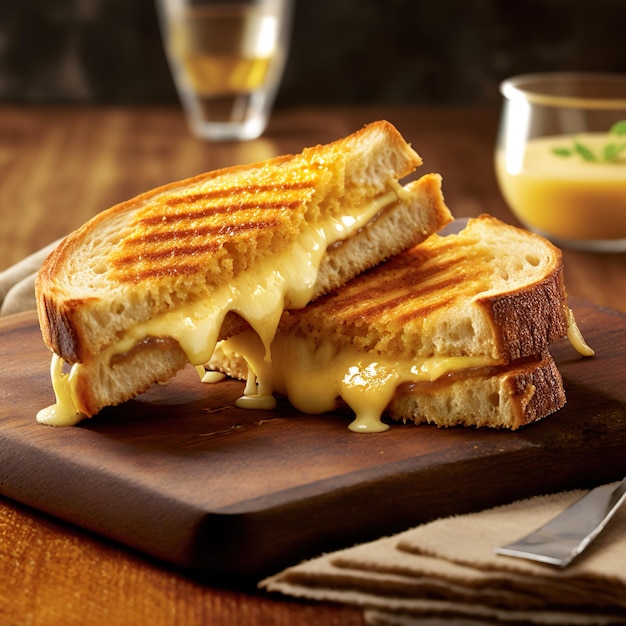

{"left": 496, "top": 477, "right": 626, "bottom": 567}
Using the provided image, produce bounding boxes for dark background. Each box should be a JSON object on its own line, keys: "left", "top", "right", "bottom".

{"left": 0, "top": 0, "right": 625, "bottom": 107}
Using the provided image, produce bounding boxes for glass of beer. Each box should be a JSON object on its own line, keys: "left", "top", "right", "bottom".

{"left": 495, "top": 73, "right": 626, "bottom": 252}
{"left": 156, "top": 0, "right": 293, "bottom": 141}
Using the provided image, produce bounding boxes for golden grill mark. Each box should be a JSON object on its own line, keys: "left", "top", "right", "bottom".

{"left": 120, "top": 264, "right": 203, "bottom": 282}
{"left": 110, "top": 219, "right": 281, "bottom": 275}
{"left": 300, "top": 257, "right": 484, "bottom": 324}
{"left": 392, "top": 293, "right": 461, "bottom": 324}
{"left": 162, "top": 182, "right": 316, "bottom": 208}
{"left": 112, "top": 243, "right": 222, "bottom": 267}
{"left": 328, "top": 258, "right": 470, "bottom": 308}
{"left": 120, "top": 219, "right": 281, "bottom": 246}
{"left": 138, "top": 200, "right": 303, "bottom": 227}
{"left": 109, "top": 182, "right": 316, "bottom": 282}
{"left": 335, "top": 291, "right": 459, "bottom": 325}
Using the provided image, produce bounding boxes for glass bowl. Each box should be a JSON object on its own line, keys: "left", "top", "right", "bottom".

{"left": 495, "top": 72, "right": 626, "bottom": 252}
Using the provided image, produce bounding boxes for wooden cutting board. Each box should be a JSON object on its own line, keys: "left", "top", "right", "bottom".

{"left": 0, "top": 299, "right": 624, "bottom": 580}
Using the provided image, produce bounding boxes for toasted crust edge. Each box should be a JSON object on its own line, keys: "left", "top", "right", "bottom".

{"left": 480, "top": 261, "right": 568, "bottom": 363}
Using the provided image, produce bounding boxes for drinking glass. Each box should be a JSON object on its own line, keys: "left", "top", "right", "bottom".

{"left": 156, "top": 0, "right": 293, "bottom": 142}
{"left": 495, "top": 73, "right": 626, "bottom": 252}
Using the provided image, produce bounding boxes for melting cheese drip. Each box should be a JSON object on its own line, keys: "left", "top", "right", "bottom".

{"left": 37, "top": 188, "right": 403, "bottom": 425}
{"left": 211, "top": 330, "right": 503, "bottom": 433}
{"left": 566, "top": 307, "right": 595, "bottom": 357}
{"left": 211, "top": 307, "right": 596, "bottom": 433}
{"left": 37, "top": 355, "right": 83, "bottom": 426}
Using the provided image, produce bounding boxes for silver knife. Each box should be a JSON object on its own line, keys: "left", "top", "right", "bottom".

{"left": 496, "top": 477, "right": 626, "bottom": 567}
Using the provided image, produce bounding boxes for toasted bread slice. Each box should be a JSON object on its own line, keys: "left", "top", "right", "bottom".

{"left": 36, "top": 121, "right": 452, "bottom": 422}
{"left": 277, "top": 214, "right": 568, "bottom": 363}
{"left": 388, "top": 352, "right": 566, "bottom": 430}
{"left": 208, "top": 216, "right": 586, "bottom": 431}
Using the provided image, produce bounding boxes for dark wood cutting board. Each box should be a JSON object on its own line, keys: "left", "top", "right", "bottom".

{"left": 0, "top": 298, "right": 624, "bottom": 580}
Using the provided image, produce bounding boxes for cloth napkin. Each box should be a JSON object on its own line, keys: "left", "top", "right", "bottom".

{"left": 0, "top": 241, "right": 61, "bottom": 316}
{"left": 261, "top": 484, "right": 626, "bottom": 625}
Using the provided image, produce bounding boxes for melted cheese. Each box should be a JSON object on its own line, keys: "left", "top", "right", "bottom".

{"left": 211, "top": 306, "right": 596, "bottom": 432}
{"left": 212, "top": 330, "right": 503, "bottom": 433}
{"left": 566, "top": 307, "right": 595, "bottom": 357}
{"left": 37, "top": 188, "right": 403, "bottom": 425}
{"left": 37, "top": 355, "right": 83, "bottom": 426}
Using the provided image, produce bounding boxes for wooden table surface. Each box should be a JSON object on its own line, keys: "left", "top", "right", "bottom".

{"left": 0, "top": 104, "right": 625, "bottom": 625}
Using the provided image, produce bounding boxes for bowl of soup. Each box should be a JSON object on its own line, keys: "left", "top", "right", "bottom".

{"left": 495, "top": 73, "right": 626, "bottom": 252}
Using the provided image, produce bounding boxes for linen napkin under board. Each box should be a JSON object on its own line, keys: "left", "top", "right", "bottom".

{"left": 261, "top": 484, "right": 626, "bottom": 625}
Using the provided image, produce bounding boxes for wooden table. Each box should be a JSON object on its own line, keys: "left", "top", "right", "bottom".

{"left": 0, "top": 104, "right": 624, "bottom": 625}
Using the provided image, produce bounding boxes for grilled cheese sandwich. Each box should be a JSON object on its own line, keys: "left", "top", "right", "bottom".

{"left": 36, "top": 121, "right": 452, "bottom": 423}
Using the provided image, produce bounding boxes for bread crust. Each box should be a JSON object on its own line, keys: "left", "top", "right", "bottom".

{"left": 479, "top": 265, "right": 567, "bottom": 362}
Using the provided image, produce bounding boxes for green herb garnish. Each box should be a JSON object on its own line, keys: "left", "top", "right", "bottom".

{"left": 551, "top": 120, "right": 626, "bottom": 162}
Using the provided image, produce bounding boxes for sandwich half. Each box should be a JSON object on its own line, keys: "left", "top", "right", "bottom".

{"left": 35, "top": 120, "right": 452, "bottom": 425}
{"left": 207, "top": 215, "right": 594, "bottom": 431}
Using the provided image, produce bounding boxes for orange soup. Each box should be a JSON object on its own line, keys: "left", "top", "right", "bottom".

{"left": 496, "top": 134, "right": 626, "bottom": 241}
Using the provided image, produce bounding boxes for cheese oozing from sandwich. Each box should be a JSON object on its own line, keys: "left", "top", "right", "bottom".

{"left": 565, "top": 307, "right": 594, "bottom": 357}
{"left": 208, "top": 329, "right": 504, "bottom": 432}
{"left": 37, "top": 188, "right": 408, "bottom": 426}
{"left": 205, "top": 307, "right": 594, "bottom": 433}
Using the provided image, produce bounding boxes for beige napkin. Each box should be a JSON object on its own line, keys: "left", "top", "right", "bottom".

{"left": 261, "top": 484, "right": 626, "bottom": 624}
{"left": 0, "top": 241, "right": 61, "bottom": 316}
